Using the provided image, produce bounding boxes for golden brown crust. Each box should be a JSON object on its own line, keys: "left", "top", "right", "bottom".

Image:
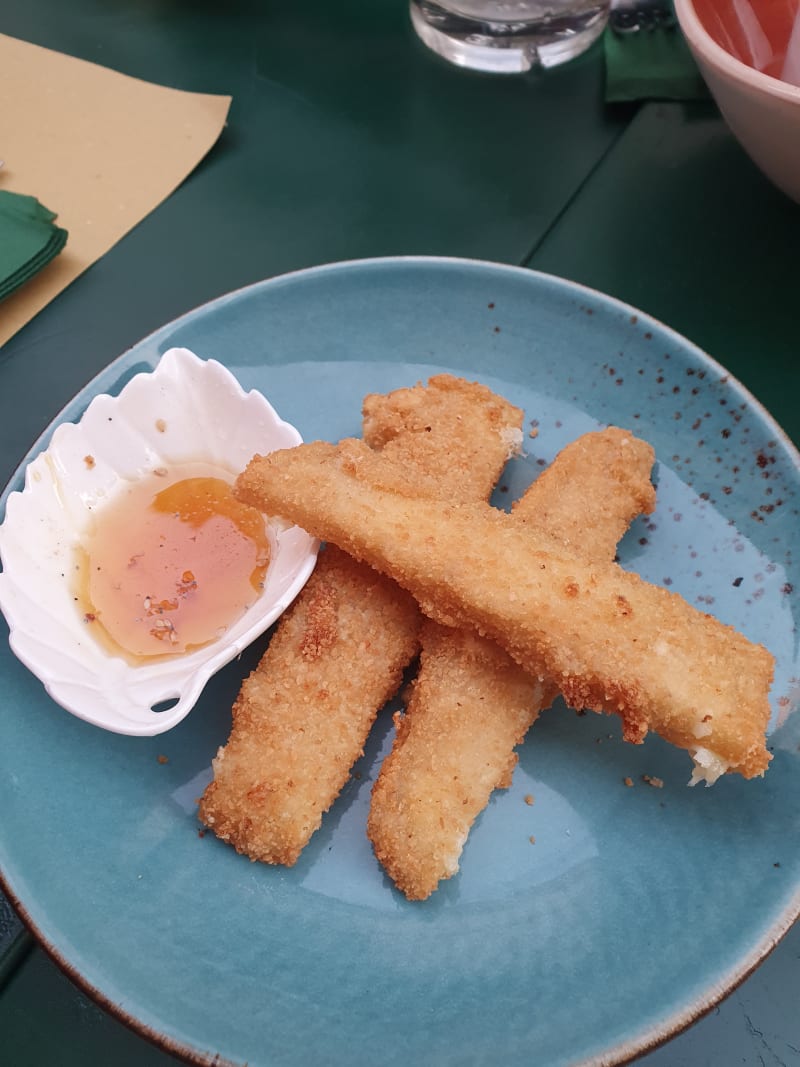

{"left": 236, "top": 437, "right": 774, "bottom": 780}
{"left": 512, "top": 427, "right": 656, "bottom": 561}
{"left": 368, "top": 620, "right": 550, "bottom": 899}
{"left": 199, "top": 375, "right": 524, "bottom": 864}
{"left": 362, "top": 374, "right": 523, "bottom": 502}
{"left": 198, "top": 546, "right": 420, "bottom": 865}
{"left": 367, "top": 428, "right": 657, "bottom": 900}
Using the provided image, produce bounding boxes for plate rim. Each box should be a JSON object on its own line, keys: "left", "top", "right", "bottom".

{"left": 3, "top": 256, "right": 799, "bottom": 500}
{"left": 1, "top": 255, "right": 798, "bottom": 1067}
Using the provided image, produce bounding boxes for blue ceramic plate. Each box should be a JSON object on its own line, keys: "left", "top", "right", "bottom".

{"left": 1, "top": 258, "right": 798, "bottom": 1067}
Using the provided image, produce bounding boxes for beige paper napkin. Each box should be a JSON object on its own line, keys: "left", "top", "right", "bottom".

{"left": 0, "top": 33, "right": 232, "bottom": 347}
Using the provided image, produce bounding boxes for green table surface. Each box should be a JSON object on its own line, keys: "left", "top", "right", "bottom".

{"left": 1, "top": 2, "right": 798, "bottom": 1065}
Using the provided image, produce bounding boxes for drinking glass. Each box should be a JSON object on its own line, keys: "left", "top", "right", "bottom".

{"left": 410, "top": 0, "right": 611, "bottom": 72}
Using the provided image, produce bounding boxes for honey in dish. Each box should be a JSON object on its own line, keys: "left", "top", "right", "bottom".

{"left": 75, "top": 464, "right": 271, "bottom": 661}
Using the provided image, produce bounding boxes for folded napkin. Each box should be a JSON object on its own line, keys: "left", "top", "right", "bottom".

{"left": 0, "top": 189, "right": 68, "bottom": 302}
{"left": 605, "top": 0, "right": 710, "bottom": 101}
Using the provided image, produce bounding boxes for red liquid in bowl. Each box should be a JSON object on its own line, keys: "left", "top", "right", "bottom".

{"left": 694, "top": 0, "right": 800, "bottom": 83}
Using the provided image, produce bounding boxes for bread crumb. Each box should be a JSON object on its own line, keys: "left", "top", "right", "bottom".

{"left": 642, "top": 774, "right": 664, "bottom": 788}
{"left": 529, "top": 835, "right": 536, "bottom": 844}
{"left": 623, "top": 776, "right": 634, "bottom": 787}
{"left": 524, "top": 794, "right": 534, "bottom": 806}
{"left": 500, "top": 426, "right": 524, "bottom": 458}
{"left": 157, "top": 754, "right": 169, "bottom": 765}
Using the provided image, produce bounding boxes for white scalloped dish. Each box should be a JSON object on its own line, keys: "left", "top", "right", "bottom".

{"left": 0, "top": 347, "right": 318, "bottom": 736}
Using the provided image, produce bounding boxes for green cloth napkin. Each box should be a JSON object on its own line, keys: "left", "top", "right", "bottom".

{"left": 0, "top": 189, "right": 68, "bottom": 302}
{"left": 604, "top": 1, "right": 710, "bottom": 102}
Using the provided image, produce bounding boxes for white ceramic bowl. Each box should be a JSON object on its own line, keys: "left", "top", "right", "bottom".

{"left": 675, "top": 0, "right": 800, "bottom": 203}
{"left": 0, "top": 347, "right": 318, "bottom": 736}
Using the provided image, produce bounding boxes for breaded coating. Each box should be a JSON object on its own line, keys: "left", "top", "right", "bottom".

{"left": 511, "top": 427, "right": 656, "bottom": 561}
{"left": 362, "top": 374, "right": 523, "bottom": 499}
{"left": 199, "top": 546, "right": 419, "bottom": 865}
{"left": 368, "top": 429, "right": 655, "bottom": 900}
{"left": 370, "top": 619, "right": 548, "bottom": 899}
{"left": 199, "top": 375, "right": 523, "bottom": 865}
{"left": 235, "top": 437, "right": 774, "bottom": 780}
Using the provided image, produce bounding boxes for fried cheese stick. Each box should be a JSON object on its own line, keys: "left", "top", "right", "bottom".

{"left": 198, "top": 376, "right": 523, "bottom": 865}
{"left": 368, "top": 429, "right": 656, "bottom": 899}
{"left": 235, "top": 437, "right": 774, "bottom": 781}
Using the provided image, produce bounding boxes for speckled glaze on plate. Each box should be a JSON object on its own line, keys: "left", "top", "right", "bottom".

{"left": 0, "top": 258, "right": 798, "bottom": 1067}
